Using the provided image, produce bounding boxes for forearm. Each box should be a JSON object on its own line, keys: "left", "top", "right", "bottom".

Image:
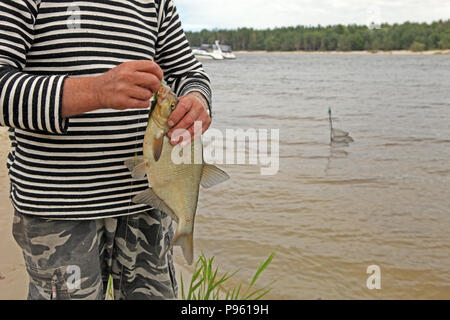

{"left": 62, "top": 77, "right": 100, "bottom": 118}
{"left": 0, "top": 65, "right": 68, "bottom": 134}
{"left": 62, "top": 60, "right": 162, "bottom": 118}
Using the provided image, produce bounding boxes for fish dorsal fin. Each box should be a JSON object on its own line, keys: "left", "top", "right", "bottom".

{"left": 124, "top": 157, "right": 147, "bottom": 179}
{"left": 132, "top": 188, "right": 178, "bottom": 223}
{"left": 200, "top": 164, "right": 230, "bottom": 188}
{"left": 153, "top": 132, "right": 164, "bottom": 162}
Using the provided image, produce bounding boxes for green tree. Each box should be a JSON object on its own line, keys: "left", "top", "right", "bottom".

{"left": 409, "top": 41, "right": 426, "bottom": 52}
{"left": 185, "top": 20, "right": 450, "bottom": 52}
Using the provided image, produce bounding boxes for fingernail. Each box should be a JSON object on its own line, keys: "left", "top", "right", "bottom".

{"left": 168, "top": 120, "right": 174, "bottom": 127}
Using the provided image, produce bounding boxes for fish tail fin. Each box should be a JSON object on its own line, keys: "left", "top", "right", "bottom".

{"left": 175, "top": 231, "right": 194, "bottom": 265}
{"left": 159, "top": 228, "right": 194, "bottom": 265}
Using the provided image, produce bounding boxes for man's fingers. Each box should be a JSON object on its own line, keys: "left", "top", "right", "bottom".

{"left": 129, "top": 60, "right": 163, "bottom": 81}
{"left": 166, "top": 95, "right": 212, "bottom": 145}
{"left": 169, "top": 107, "right": 201, "bottom": 137}
{"left": 128, "top": 86, "right": 152, "bottom": 101}
{"left": 172, "top": 122, "right": 207, "bottom": 147}
{"left": 169, "top": 124, "right": 195, "bottom": 146}
{"left": 201, "top": 115, "right": 211, "bottom": 134}
{"left": 168, "top": 99, "right": 192, "bottom": 128}
{"left": 180, "top": 124, "right": 195, "bottom": 147}
{"left": 122, "top": 98, "right": 151, "bottom": 110}
{"left": 169, "top": 116, "right": 211, "bottom": 146}
{"left": 133, "top": 72, "right": 162, "bottom": 93}
{"left": 131, "top": 74, "right": 160, "bottom": 94}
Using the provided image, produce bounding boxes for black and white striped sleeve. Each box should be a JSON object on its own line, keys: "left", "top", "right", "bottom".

{"left": 154, "top": 0, "right": 212, "bottom": 115}
{"left": 0, "top": 0, "right": 68, "bottom": 134}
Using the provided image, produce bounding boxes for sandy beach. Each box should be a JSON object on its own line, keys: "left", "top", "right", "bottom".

{"left": 234, "top": 49, "right": 450, "bottom": 55}
{"left": 0, "top": 126, "right": 192, "bottom": 300}
{"left": 0, "top": 127, "right": 27, "bottom": 299}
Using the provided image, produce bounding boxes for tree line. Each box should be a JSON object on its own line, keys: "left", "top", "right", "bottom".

{"left": 185, "top": 20, "right": 450, "bottom": 52}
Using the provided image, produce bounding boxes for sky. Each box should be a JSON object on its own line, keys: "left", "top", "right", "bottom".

{"left": 175, "top": 0, "right": 450, "bottom": 31}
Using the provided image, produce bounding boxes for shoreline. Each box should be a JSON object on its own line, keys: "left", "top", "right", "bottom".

{"left": 234, "top": 49, "right": 450, "bottom": 55}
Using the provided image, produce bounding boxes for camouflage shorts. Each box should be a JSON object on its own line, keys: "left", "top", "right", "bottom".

{"left": 12, "top": 209, "right": 177, "bottom": 300}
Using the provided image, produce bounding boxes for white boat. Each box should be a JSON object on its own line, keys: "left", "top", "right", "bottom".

{"left": 192, "top": 42, "right": 224, "bottom": 60}
{"left": 192, "top": 40, "right": 236, "bottom": 60}
{"left": 217, "top": 41, "right": 236, "bottom": 59}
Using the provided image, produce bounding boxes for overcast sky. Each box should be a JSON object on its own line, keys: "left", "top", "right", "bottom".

{"left": 175, "top": 0, "right": 450, "bottom": 31}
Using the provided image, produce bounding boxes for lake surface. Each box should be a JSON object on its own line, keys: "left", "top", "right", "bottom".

{"left": 179, "top": 53, "right": 450, "bottom": 299}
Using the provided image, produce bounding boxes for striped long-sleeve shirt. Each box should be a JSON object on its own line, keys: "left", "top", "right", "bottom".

{"left": 0, "top": 0, "right": 212, "bottom": 219}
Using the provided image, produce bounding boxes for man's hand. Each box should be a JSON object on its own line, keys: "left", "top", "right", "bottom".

{"left": 62, "top": 60, "right": 163, "bottom": 117}
{"left": 167, "top": 93, "right": 211, "bottom": 146}
{"left": 94, "top": 60, "right": 163, "bottom": 110}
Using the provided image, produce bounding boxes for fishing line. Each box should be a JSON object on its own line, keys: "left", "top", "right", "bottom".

{"left": 118, "top": 120, "right": 140, "bottom": 299}
{"left": 117, "top": 65, "right": 153, "bottom": 299}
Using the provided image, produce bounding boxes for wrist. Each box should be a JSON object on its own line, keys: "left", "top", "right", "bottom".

{"left": 62, "top": 76, "right": 101, "bottom": 117}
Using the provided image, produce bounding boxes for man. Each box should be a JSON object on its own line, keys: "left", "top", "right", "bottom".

{"left": 0, "top": 0, "right": 211, "bottom": 299}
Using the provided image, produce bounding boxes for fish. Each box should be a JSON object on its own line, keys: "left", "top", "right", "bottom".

{"left": 124, "top": 83, "right": 229, "bottom": 265}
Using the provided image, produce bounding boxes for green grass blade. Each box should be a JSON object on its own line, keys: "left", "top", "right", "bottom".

{"left": 233, "top": 283, "right": 242, "bottom": 300}
{"left": 180, "top": 273, "right": 185, "bottom": 300}
{"left": 181, "top": 252, "right": 275, "bottom": 301}
{"left": 242, "top": 280, "right": 276, "bottom": 300}
{"left": 242, "top": 286, "right": 268, "bottom": 300}
{"left": 225, "top": 289, "right": 231, "bottom": 300}
{"left": 187, "top": 267, "right": 203, "bottom": 300}
{"left": 249, "top": 252, "right": 275, "bottom": 289}
{"left": 105, "top": 274, "right": 114, "bottom": 300}
{"left": 254, "top": 288, "right": 272, "bottom": 300}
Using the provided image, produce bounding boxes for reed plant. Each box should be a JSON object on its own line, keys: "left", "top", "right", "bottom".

{"left": 180, "top": 252, "right": 275, "bottom": 300}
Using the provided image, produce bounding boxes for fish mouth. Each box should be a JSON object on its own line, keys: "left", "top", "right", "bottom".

{"left": 158, "top": 84, "right": 172, "bottom": 100}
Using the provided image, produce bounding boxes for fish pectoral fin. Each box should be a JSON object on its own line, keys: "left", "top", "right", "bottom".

{"left": 124, "top": 157, "right": 147, "bottom": 179}
{"left": 132, "top": 188, "right": 178, "bottom": 223}
{"left": 124, "top": 156, "right": 144, "bottom": 171}
{"left": 153, "top": 133, "right": 164, "bottom": 162}
{"left": 131, "top": 162, "right": 147, "bottom": 179}
{"left": 200, "top": 164, "right": 230, "bottom": 188}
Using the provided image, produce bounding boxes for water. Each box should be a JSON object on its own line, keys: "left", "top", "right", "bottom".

{"left": 183, "top": 53, "right": 450, "bottom": 299}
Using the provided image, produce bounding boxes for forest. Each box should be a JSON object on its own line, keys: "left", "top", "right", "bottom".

{"left": 185, "top": 20, "right": 450, "bottom": 52}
